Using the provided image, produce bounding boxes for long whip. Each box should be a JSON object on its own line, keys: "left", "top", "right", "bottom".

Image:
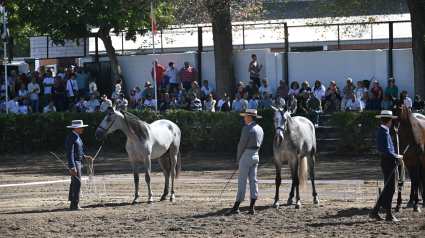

{"left": 216, "top": 166, "right": 239, "bottom": 203}
{"left": 50, "top": 151, "right": 109, "bottom": 210}
{"left": 87, "top": 141, "right": 104, "bottom": 178}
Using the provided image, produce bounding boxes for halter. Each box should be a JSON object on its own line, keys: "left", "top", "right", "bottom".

{"left": 98, "top": 112, "right": 117, "bottom": 132}
{"left": 276, "top": 110, "right": 286, "bottom": 133}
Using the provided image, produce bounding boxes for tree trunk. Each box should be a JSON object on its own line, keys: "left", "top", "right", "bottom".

{"left": 407, "top": 0, "right": 425, "bottom": 97}
{"left": 97, "top": 25, "right": 129, "bottom": 99}
{"left": 207, "top": 0, "right": 235, "bottom": 101}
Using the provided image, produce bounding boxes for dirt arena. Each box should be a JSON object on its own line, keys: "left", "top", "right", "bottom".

{"left": 1, "top": 150, "right": 424, "bottom": 237}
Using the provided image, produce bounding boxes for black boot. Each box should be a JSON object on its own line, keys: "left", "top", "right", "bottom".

{"left": 369, "top": 204, "right": 383, "bottom": 221}
{"left": 70, "top": 202, "right": 84, "bottom": 211}
{"left": 224, "top": 202, "right": 240, "bottom": 216}
{"left": 385, "top": 209, "right": 400, "bottom": 222}
{"left": 248, "top": 199, "right": 256, "bottom": 215}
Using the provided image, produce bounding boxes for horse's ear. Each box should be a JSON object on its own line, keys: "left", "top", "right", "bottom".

{"left": 388, "top": 94, "right": 395, "bottom": 102}
{"left": 108, "top": 106, "right": 115, "bottom": 113}
{"left": 270, "top": 106, "right": 278, "bottom": 112}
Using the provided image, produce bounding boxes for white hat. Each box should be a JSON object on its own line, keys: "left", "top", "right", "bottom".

{"left": 375, "top": 110, "right": 397, "bottom": 119}
{"left": 239, "top": 109, "right": 262, "bottom": 118}
{"left": 67, "top": 120, "right": 89, "bottom": 128}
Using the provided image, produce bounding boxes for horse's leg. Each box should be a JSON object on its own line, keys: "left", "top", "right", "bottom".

{"left": 273, "top": 158, "right": 282, "bottom": 209}
{"left": 307, "top": 153, "right": 319, "bottom": 205}
{"left": 412, "top": 167, "right": 421, "bottom": 212}
{"left": 169, "top": 149, "right": 178, "bottom": 202}
{"left": 290, "top": 159, "right": 301, "bottom": 209}
{"left": 130, "top": 159, "right": 140, "bottom": 204}
{"left": 144, "top": 156, "right": 154, "bottom": 204}
{"left": 406, "top": 162, "right": 415, "bottom": 208}
{"left": 158, "top": 154, "right": 170, "bottom": 202}
{"left": 287, "top": 162, "right": 296, "bottom": 206}
{"left": 395, "top": 165, "right": 403, "bottom": 212}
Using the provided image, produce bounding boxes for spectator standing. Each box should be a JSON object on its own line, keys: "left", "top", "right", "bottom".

{"left": 100, "top": 94, "right": 113, "bottom": 112}
{"left": 204, "top": 93, "right": 216, "bottom": 112}
{"left": 248, "top": 92, "right": 259, "bottom": 110}
{"left": 297, "top": 91, "right": 309, "bottom": 113}
{"left": 276, "top": 80, "right": 289, "bottom": 101}
{"left": 18, "top": 98, "right": 32, "bottom": 114}
{"left": 151, "top": 59, "right": 166, "bottom": 89}
{"left": 259, "top": 91, "right": 273, "bottom": 109}
{"left": 381, "top": 94, "right": 393, "bottom": 110}
{"left": 245, "top": 80, "right": 258, "bottom": 100}
{"left": 129, "top": 89, "right": 137, "bottom": 109}
{"left": 298, "top": 81, "right": 311, "bottom": 99}
{"left": 66, "top": 73, "right": 79, "bottom": 111}
{"left": 61, "top": 68, "right": 71, "bottom": 87}
{"left": 156, "top": 84, "right": 164, "bottom": 101}
{"left": 240, "top": 92, "right": 249, "bottom": 111}
{"left": 354, "top": 81, "right": 368, "bottom": 109}
{"left": 221, "top": 96, "right": 230, "bottom": 112}
{"left": 200, "top": 80, "right": 214, "bottom": 103}
{"left": 232, "top": 93, "right": 242, "bottom": 111}
{"left": 346, "top": 94, "right": 363, "bottom": 112}
{"left": 178, "top": 62, "right": 198, "bottom": 91}
{"left": 413, "top": 95, "right": 424, "bottom": 112}
{"left": 1, "top": 72, "right": 10, "bottom": 97}
{"left": 7, "top": 70, "right": 17, "bottom": 86}
{"left": 7, "top": 94, "right": 19, "bottom": 114}
{"left": 0, "top": 96, "right": 6, "bottom": 113}
{"left": 111, "top": 79, "right": 122, "bottom": 102}
{"left": 190, "top": 93, "right": 202, "bottom": 111}
{"left": 89, "top": 77, "right": 100, "bottom": 98}
{"left": 368, "top": 92, "right": 381, "bottom": 111}
{"left": 18, "top": 83, "right": 30, "bottom": 101}
{"left": 164, "top": 62, "right": 179, "bottom": 93}
{"left": 217, "top": 93, "right": 230, "bottom": 111}
{"left": 21, "top": 73, "right": 30, "bottom": 86}
{"left": 258, "top": 78, "right": 273, "bottom": 99}
{"left": 116, "top": 93, "right": 129, "bottom": 110}
{"left": 44, "top": 101, "right": 57, "bottom": 113}
{"left": 313, "top": 80, "right": 326, "bottom": 102}
{"left": 384, "top": 78, "right": 398, "bottom": 99}
{"left": 341, "top": 78, "right": 356, "bottom": 112}
{"left": 235, "top": 82, "right": 245, "bottom": 98}
{"left": 323, "top": 81, "right": 341, "bottom": 113}
{"left": 57, "top": 65, "right": 67, "bottom": 83}
{"left": 51, "top": 77, "right": 65, "bottom": 112}
{"left": 307, "top": 92, "right": 322, "bottom": 128}
{"left": 177, "top": 94, "right": 190, "bottom": 110}
{"left": 370, "top": 81, "right": 383, "bottom": 100}
{"left": 12, "top": 75, "right": 23, "bottom": 95}
{"left": 288, "top": 81, "right": 300, "bottom": 99}
{"left": 74, "top": 96, "right": 88, "bottom": 113}
{"left": 86, "top": 95, "right": 100, "bottom": 113}
{"left": 248, "top": 54, "right": 263, "bottom": 88}
{"left": 43, "top": 71, "right": 55, "bottom": 108}
{"left": 142, "top": 81, "right": 155, "bottom": 102}
{"left": 287, "top": 93, "right": 297, "bottom": 114}
{"left": 402, "top": 90, "right": 412, "bottom": 109}
{"left": 28, "top": 76, "right": 40, "bottom": 113}
{"left": 143, "top": 94, "right": 156, "bottom": 110}
{"left": 76, "top": 67, "right": 88, "bottom": 100}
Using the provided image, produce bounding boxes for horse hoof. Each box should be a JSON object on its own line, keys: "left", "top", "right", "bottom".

{"left": 413, "top": 206, "right": 421, "bottom": 212}
{"left": 160, "top": 196, "right": 166, "bottom": 202}
{"left": 313, "top": 199, "right": 320, "bottom": 205}
{"left": 147, "top": 201, "right": 153, "bottom": 205}
{"left": 394, "top": 207, "right": 402, "bottom": 213}
{"left": 272, "top": 203, "right": 279, "bottom": 209}
{"left": 287, "top": 199, "right": 293, "bottom": 205}
{"left": 170, "top": 196, "right": 175, "bottom": 202}
{"left": 406, "top": 203, "right": 414, "bottom": 208}
{"left": 132, "top": 199, "right": 139, "bottom": 205}
{"left": 295, "top": 204, "right": 302, "bottom": 210}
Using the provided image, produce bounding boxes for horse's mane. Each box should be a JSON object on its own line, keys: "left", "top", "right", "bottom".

{"left": 120, "top": 110, "right": 150, "bottom": 140}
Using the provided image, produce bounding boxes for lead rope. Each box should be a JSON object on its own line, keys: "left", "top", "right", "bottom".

{"left": 87, "top": 141, "right": 104, "bottom": 179}
{"left": 394, "top": 123, "right": 406, "bottom": 192}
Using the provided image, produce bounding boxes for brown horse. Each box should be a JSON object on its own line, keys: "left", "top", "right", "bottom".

{"left": 390, "top": 94, "right": 425, "bottom": 212}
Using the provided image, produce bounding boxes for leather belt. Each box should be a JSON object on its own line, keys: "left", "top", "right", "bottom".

{"left": 246, "top": 146, "right": 259, "bottom": 150}
{"left": 378, "top": 152, "right": 384, "bottom": 156}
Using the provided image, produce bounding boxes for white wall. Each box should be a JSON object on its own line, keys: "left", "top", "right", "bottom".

{"left": 81, "top": 48, "right": 415, "bottom": 98}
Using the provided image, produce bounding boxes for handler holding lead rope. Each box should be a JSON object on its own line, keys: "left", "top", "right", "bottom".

{"left": 66, "top": 120, "right": 93, "bottom": 211}
{"left": 369, "top": 110, "right": 403, "bottom": 222}
{"left": 225, "top": 109, "right": 264, "bottom": 215}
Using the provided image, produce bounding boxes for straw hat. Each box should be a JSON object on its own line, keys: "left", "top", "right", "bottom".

{"left": 144, "top": 81, "right": 152, "bottom": 87}
{"left": 239, "top": 109, "right": 262, "bottom": 118}
{"left": 67, "top": 120, "right": 89, "bottom": 128}
{"left": 375, "top": 110, "right": 397, "bottom": 119}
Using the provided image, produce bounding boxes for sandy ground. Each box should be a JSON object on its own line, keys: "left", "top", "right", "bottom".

{"left": 0, "top": 151, "right": 424, "bottom": 237}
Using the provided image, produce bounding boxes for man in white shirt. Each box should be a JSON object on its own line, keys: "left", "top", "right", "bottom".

{"left": 116, "top": 93, "right": 128, "bottom": 110}
{"left": 28, "top": 76, "right": 41, "bottom": 113}
{"left": 258, "top": 78, "right": 272, "bottom": 99}
{"left": 44, "top": 101, "right": 57, "bottom": 113}
{"left": 74, "top": 96, "right": 88, "bottom": 113}
{"left": 217, "top": 93, "right": 230, "bottom": 111}
{"left": 402, "top": 90, "right": 412, "bottom": 109}
{"left": 135, "top": 87, "right": 143, "bottom": 102}
{"left": 66, "top": 73, "right": 79, "bottom": 110}
{"left": 7, "top": 94, "right": 20, "bottom": 114}
{"left": 57, "top": 65, "right": 66, "bottom": 81}
{"left": 43, "top": 71, "right": 55, "bottom": 107}
{"left": 164, "top": 62, "right": 179, "bottom": 94}
{"left": 143, "top": 94, "right": 156, "bottom": 110}
{"left": 346, "top": 94, "right": 363, "bottom": 112}
{"left": 232, "top": 93, "right": 242, "bottom": 111}
{"left": 86, "top": 95, "right": 100, "bottom": 113}
{"left": 100, "top": 94, "right": 113, "bottom": 112}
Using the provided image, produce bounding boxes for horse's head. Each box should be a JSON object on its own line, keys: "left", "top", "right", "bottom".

{"left": 272, "top": 106, "right": 289, "bottom": 145}
{"left": 95, "top": 107, "right": 123, "bottom": 140}
{"left": 390, "top": 93, "right": 407, "bottom": 123}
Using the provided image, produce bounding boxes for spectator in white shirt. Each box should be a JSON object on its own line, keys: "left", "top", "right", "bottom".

{"left": 143, "top": 94, "right": 156, "bottom": 110}
{"left": 164, "top": 62, "right": 179, "bottom": 94}
{"left": 18, "top": 83, "right": 30, "bottom": 100}
{"left": 232, "top": 93, "right": 242, "bottom": 111}
{"left": 66, "top": 73, "right": 79, "bottom": 111}
{"left": 313, "top": 80, "right": 326, "bottom": 102}
{"left": 200, "top": 80, "right": 214, "bottom": 103}
{"left": 7, "top": 94, "right": 20, "bottom": 114}
{"left": 100, "top": 94, "right": 113, "bottom": 112}
{"left": 135, "top": 86, "right": 143, "bottom": 103}
{"left": 86, "top": 95, "right": 100, "bottom": 113}
{"left": 44, "top": 101, "right": 57, "bottom": 113}
{"left": 89, "top": 77, "right": 100, "bottom": 98}
{"left": 217, "top": 93, "right": 230, "bottom": 111}
{"left": 43, "top": 71, "right": 55, "bottom": 108}
{"left": 28, "top": 76, "right": 40, "bottom": 113}
{"left": 402, "top": 90, "right": 412, "bottom": 109}
{"left": 74, "top": 96, "right": 88, "bottom": 113}
{"left": 258, "top": 78, "right": 273, "bottom": 99}
{"left": 346, "top": 94, "right": 363, "bottom": 112}
{"left": 116, "top": 93, "right": 129, "bottom": 110}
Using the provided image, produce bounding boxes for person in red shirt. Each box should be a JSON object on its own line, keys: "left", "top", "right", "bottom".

{"left": 178, "top": 62, "right": 198, "bottom": 91}
{"left": 151, "top": 59, "right": 166, "bottom": 90}
{"left": 370, "top": 81, "right": 383, "bottom": 100}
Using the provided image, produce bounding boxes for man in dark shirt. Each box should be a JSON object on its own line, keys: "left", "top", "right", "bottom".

{"left": 297, "top": 91, "right": 309, "bottom": 114}
{"left": 52, "top": 76, "right": 65, "bottom": 111}
{"left": 367, "top": 92, "right": 381, "bottom": 111}
{"left": 245, "top": 80, "right": 258, "bottom": 100}
{"left": 413, "top": 95, "right": 425, "bottom": 112}
{"left": 221, "top": 96, "right": 230, "bottom": 112}
{"left": 307, "top": 92, "right": 322, "bottom": 127}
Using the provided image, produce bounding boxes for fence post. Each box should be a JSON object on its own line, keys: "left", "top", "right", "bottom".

{"left": 337, "top": 25, "right": 340, "bottom": 51}
{"left": 197, "top": 27, "right": 203, "bottom": 85}
{"left": 389, "top": 22, "right": 394, "bottom": 78}
{"left": 95, "top": 36, "right": 99, "bottom": 62}
{"left": 242, "top": 25, "right": 245, "bottom": 50}
{"left": 121, "top": 32, "right": 124, "bottom": 55}
{"left": 284, "top": 23, "right": 289, "bottom": 83}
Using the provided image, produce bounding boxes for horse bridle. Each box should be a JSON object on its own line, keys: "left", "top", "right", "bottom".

{"left": 276, "top": 110, "right": 286, "bottom": 133}
{"left": 98, "top": 110, "right": 129, "bottom": 133}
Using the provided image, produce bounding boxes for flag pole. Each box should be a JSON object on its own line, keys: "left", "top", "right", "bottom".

{"left": 2, "top": 6, "right": 7, "bottom": 114}
{"left": 151, "top": 2, "right": 158, "bottom": 111}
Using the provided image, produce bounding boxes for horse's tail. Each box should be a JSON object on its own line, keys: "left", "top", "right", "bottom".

{"left": 299, "top": 157, "right": 308, "bottom": 190}
{"left": 175, "top": 151, "right": 182, "bottom": 179}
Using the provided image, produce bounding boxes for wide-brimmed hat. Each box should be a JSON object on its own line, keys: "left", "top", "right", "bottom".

{"left": 239, "top": 109, "right": 262, "bottom": 118}
{"left": 67, "top": 120, "right": 89, "bottom": 128}
{"left": 144, "top": 81, "right": 152, "bottom": 87}
{"left": 375, "top": 110, "right": 397, "bottom": 119}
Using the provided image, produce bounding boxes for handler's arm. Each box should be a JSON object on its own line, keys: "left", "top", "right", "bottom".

{"left": 383, "top": 133, "right": 399, "bottom": 161}
{"left": 236, "top": 127, "right": 251, "bottom": 162}
{"left": 66, "top": 137, "right": 76, "bottom": 170}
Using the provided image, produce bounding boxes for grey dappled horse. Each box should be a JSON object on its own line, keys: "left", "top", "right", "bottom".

{"left": 272, "top": 107, "right": 319, "bottom": 209}
{"left": 95, "top": 107, "right": 181, "bottom": 204}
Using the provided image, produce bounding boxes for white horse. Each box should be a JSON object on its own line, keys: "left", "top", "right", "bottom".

{"left": 272, "top": 107, "right": 319, "bottom": 209}
{"left": 95, "top": 107, "right": 181, "bottom": 204}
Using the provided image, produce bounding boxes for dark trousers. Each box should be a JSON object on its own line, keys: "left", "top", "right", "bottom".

{"left": 78, "top": 88, "right": 87, "bottom": 100}
{"left": 53, "top": 100, "right": 64, "bottom": 112}
{"left": 170, "top": 83, "right": 180, "bottom": 95}
{"left": 182, "top": 82, "right": 192, "bottom": 92}
{"left": 250, "top": 76, "right": 261, "bottom": 89}
{"left": 377, "top": 156, "right": 397, "bottom": 209}
{"left": 69, "top": 161, "right": 82, "bottom": 203}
